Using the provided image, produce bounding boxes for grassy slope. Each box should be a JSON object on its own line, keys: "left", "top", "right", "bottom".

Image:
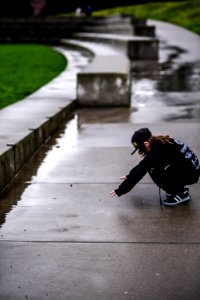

{"left": 93, "top": 1, "right": 200, "bottom": 35}
{"left": 0, "top": 44, "right": 66, "bottom": 109}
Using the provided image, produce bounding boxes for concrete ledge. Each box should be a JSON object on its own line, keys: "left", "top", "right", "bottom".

{"left": 0, "top": 100, "right": 77, "bottom": 192}
{"left": 73, "top": 33, "right": 159, "bottom": 60}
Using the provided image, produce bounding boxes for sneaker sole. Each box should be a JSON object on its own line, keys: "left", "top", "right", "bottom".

{"left": 163, "top": 197, "right": 191, "bottom": 206}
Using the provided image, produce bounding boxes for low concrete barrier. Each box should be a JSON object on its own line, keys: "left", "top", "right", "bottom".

{"left": 0, "top": 101, "right": 76, "bottom": 192}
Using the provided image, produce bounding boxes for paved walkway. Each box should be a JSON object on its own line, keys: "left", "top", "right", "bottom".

{"left": 0, "top": 21, "right": 200, "bottom": 300}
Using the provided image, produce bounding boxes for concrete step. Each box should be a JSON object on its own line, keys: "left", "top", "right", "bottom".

{"left": 73, "top": 32, "right": 159, "bottom": 60}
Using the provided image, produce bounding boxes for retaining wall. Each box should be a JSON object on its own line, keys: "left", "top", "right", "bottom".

{"left": 0, "top": 101, "right": 76, "bottom": 193}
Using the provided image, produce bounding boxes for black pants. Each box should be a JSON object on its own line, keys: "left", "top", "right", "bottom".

{"left": 149, "top": 165, "right": 200, "bottom": 195}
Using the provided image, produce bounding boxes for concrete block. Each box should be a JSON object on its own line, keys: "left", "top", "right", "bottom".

{"left": 77, "top": 55, "right": 130, "bottom": 107}
{"left": 77, "top": 73, "right": 130, "bottom": 107}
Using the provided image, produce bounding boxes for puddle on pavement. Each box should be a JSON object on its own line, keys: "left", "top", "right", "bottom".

{"left": 131, "top": 61, "right": 200, "bottom": 92}
{"left": 158, "top": 61, "right": 200, "bottom": 92}
{"left": 130, "top": 50, "right": 200, "bottom": 122}
{"left": 130, "top": 42, "right": 200, "bottom": 119}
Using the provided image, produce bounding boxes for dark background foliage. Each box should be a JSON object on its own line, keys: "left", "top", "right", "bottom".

{"left": 0, "top": 0, "right": 186, "bottom": 17}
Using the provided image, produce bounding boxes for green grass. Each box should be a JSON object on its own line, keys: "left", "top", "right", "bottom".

{"left": 93, "top": 1, "right": 200, "bottom": 36}
{"left": 0, "top": 44, "right": 67, "bottom": 109}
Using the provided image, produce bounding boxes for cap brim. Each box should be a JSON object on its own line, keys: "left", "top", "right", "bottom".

{"left": 131, "top": 148, "right": 137, "bottom": 155}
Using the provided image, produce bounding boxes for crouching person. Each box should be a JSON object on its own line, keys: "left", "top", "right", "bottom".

{"left": 110, "top": 128, "right": 200, "bottom": 206}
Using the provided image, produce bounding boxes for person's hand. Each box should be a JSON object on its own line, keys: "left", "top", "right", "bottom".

{"left": 110, "top": 176, "right": 127, "bottom": 196}
{"left": 110, "top": 190, "right": 118, "bottom": 197}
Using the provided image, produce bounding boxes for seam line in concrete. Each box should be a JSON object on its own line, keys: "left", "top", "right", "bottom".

{"left": 1, "top": 240, "right": 200, "bottom": 245}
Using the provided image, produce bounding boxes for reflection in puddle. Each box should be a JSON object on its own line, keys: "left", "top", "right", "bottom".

{"left": 76, "top": 107, "right": 132, "bottom": 124}
{"left": 131, "top": 78, "right": 157, "bottom": 108}
{"left": 130, "top": 45, "right": 200, "bottom": 121}
{"left": 32, "top": 115, "right": 79, "bottom": 182}
{"left": 158, "top": 62, "right": 200, "bottom": 92}
{"left": 0, "top": 114, "right": 79, "bottom": 227}
{"left": 132, "top": 61, "right": 200, "bottom": 93}
{"left": 0, "top": 183, "right": 31, "bottom": 228}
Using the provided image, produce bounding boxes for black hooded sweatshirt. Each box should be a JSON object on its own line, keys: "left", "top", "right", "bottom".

{"left": 115, "top": 138, "right": 200, "bottom": 196}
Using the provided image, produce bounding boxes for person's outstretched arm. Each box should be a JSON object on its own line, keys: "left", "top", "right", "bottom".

{"left": 111, "top": 157, "right": 150, "bottom": 197}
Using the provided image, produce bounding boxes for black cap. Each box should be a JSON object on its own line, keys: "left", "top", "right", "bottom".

{"left": 131, "top": 128, "right": 152, "bottom": 155}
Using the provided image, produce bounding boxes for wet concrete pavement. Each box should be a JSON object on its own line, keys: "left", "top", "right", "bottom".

{"left": 1, "top": 116, "right": 200, "bottom": 300}
{"left": 131, "top": 19, "right": 200, "bottom": 123}
{"left": 0, "top": 21, "right": 200, "bottom": 299}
